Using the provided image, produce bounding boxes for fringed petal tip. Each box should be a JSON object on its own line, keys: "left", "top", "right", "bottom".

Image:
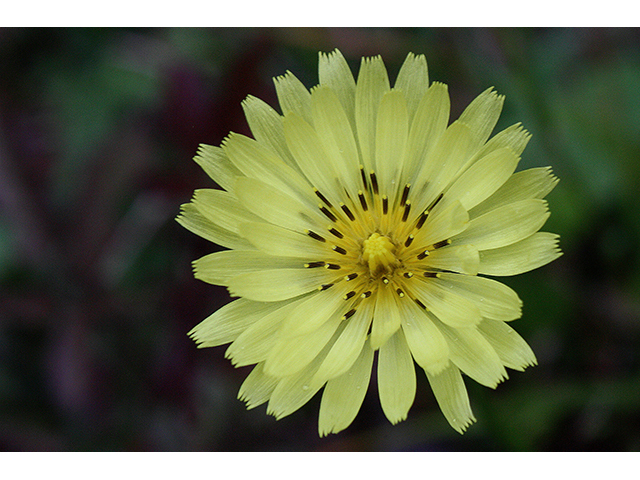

{"left": 451, "top": 413, "right": 477, "bottom": 435}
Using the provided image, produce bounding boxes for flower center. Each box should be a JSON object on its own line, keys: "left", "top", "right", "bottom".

{"left": 362, "top": 232, "right": 398, "bottom": 277}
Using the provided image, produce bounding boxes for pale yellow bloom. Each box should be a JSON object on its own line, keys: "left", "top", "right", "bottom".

{"left": 177, "top": 49, "right": 562, "bottom": 436}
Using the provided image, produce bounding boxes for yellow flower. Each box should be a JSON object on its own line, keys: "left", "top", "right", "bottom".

{"left": 177, "top": 49, "right": 562, "bottom": 436}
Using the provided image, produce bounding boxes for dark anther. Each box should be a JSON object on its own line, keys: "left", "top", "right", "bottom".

{"left": 359, "top": 165, "right": 368, "bottom": 190}
{"left": 328, "top": 227, "right": 344, "bottom": 239}
{"left": 304, "top": 261, "right": 325, "bottom": 268}
{"left": 333, "top": 245, "right": 348, "bottom": 255}
{"left": 416, "top": 210, "right": 429, "bottom": 229}
{"left": 340, "top": 203, "right": 356, "bottom": 221}
{"left": 343, "top": 308, "right": 357, "bottom": 320}
{"left": 369, "top": 171, "right": 379, "bottom": 195}
{"left": 404, "top": 235, "right": 414, "bottom": 247}
{"left": 402, "top": 201, "right": 411, "bottom": 222}
{"left": 314, "top": 188, "right": 333, "bottom": 208}
{"left": 400, "top": 184, "right": 411, "bottom": 207}
{"left": 319, "top": 206, "right": 338, "bottom": 223}
{"left": 432, "top": 239, "right": 450, "bottom": 249}
{"left": 307, "top": 230, "right": 326, "bottom": 242}
{"left": 358, "top": 190, "right": 368, "bottom": 211}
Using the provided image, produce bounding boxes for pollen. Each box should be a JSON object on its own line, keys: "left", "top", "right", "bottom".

{"left": 361, "top": 232, "right": 398, "bottom": 277}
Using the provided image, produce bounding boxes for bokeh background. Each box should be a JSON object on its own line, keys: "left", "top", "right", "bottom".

{"left": 1, "top": 27, "right": 639, "bottom": 451}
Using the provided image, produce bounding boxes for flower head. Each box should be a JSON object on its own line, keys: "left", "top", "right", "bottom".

{"left": 177, "top": 50, "right": 562, "bottom": 436}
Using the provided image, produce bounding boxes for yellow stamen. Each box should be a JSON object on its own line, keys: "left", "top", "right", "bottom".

{"left": 362, "top": 232, "right": 397, "bottom": 276}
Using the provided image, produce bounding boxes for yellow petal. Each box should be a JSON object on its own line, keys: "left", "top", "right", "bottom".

{"left": 402, "top": 82, "right": 450, "bottom": 185}
{"left": 234, "top": 176, "right": 324, "bottom": 232}
{"left": 474, "top": 122, "right": 531, "bottom": 159}
{"left": 436, "top": 321, "right": 508, "bottom": 389}
{"left": 239, "top": 221, "right": 328, "bottom": 258}
{"left": 227, "top": 268, "right": 330, "bottom": 302}
{"left": 279, "top": 282, "right": 353, "bottom": 339}
{"left": 188, "top": 298, "right": 284, "bottom": 348}
{"left": 370, "top": 283, "right": 403, "bottom": 350}
{"left": 458, "top": 87, "right": 505, "bottom": 154}
{"left": 411, "top": 276, "right": 483, "bottom": 328}
{"left": 425, "top": 363, "right": 476, "bottom": 434}
{"left": 422, "top": 244, "right": 479, "bottom": 276}
{"left": 274, "top": 71, "right": 312, "bottom": 123}
{"left": 238, "top": 362, "right": 278, "bottom": 409}
{"left": 355, "top": 55, "right": 390, "bottom": 171}
{"left": 222, "top": 132, "right": 314, "bottom": 208}
{"left": 266, "top": 331, "right": 338, "bottom": 419}
{"left": 191, "top": 188, "right": 261, "bottom": 234}
{"left": 264, "top": 309, "right": 343, "bottom": 377}
{"left": 375, "top": 89, "right": 409, "bottom": 199}
{"left": 193, "top": 250, "right": 301, "bottom": 286}
{"left": 225, "top": 297, "right": 306, "bottom": 367}
{"left": 394, "top": 52, "right": 429, "bottom": 121}
{"left": 412, "top": 121, "right": 475, "bottom": 215}
{"left": 479, "top": 232, "right": 563, "bottom": 276}
{"left": 436, "top": 273, "right": 523, "bottom": 322}
{"left": 176, "top": 202, "right": 254, "bottom": 251}
{"left": 241, "top": 95, "right": 297, "bottom": 169}
{"left": 318, "top": 49, "right": 356, "bottom": 130}
{"left": 318, "top": 338, "right": 374, "bottom": 436}
{"left": 399, "top": 299, "right": 449, "bottom": 375}
{"left": 311, "top": 85, "right": 362, "bottom": 198}
{"left": 443, "top": 146, "right": 520, "bottom": 211}
{"left": 413, "top": 199, "right": 469, "bottom": 248}
{"left": 478, "top": 319, "right": 537, "bottom": 371}
{"left": 283, "top": 111, "right": 344, "bottom": 204}
{"left": 193, "top": 144, "right": 243, "bottom": 194}
{"left": 378, "top": 329, "right": 417, "bottom": 424}
{"left": 452, "top": 199, "right": 550, "bottom": 250}
{"left": 312, "top": 299, "right": 373, "bottom": 383}
{"left": 470, "top": 166, "right": 559, "bottom": 219}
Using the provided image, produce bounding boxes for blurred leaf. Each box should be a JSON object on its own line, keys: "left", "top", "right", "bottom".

{"left": 487, "top": 374, "right": 640, "bottom": 450}
{"left": 43, "top": 35, "right": 161, "bottom": 208}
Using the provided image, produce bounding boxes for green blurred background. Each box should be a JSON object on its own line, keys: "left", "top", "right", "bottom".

{"left": 0, "top": 27, "right": 639, "bottom": 451}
